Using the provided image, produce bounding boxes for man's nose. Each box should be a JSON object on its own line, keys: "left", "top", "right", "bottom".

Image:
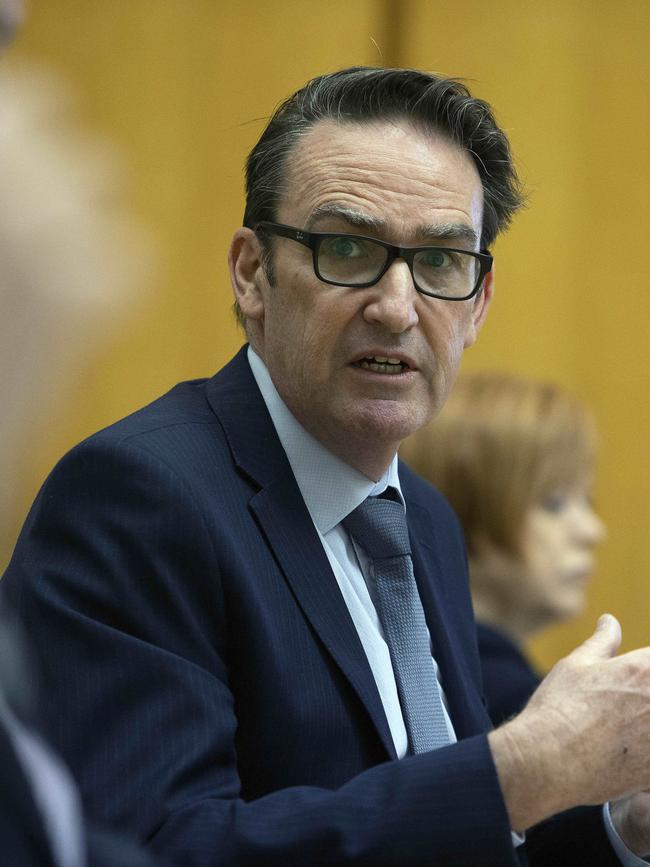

{"left": 361, "top": 260, "right": 419, "bottom": 333}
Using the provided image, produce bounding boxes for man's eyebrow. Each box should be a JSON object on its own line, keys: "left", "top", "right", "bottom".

{"left": 416, "top": 223, "right": 480, "bottom": 248}
{"left": 305, "top": 204, "right": 385, "bottom": 232}
{"left": 305, "top": 207, "right": 480, "bottom": 248}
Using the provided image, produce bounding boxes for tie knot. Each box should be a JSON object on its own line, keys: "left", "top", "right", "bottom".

{"left": 342, "top": 494, "right": 411, "bottom": 559}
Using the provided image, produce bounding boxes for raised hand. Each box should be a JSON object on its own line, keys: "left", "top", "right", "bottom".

{"left": 489, "top": 614, "right": 650, "bottom": 837}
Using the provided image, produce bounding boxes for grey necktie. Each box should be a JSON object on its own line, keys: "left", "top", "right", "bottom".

{"left": 343, "top": 492, "right": 450, "bottom": 754}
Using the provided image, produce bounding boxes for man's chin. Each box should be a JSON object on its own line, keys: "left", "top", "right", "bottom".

{"left": 339, "top": 399, "right": 427, "bottom": 446}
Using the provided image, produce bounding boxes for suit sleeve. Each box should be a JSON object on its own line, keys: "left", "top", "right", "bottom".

{"left": 1, "top": 435, "right": 619, "bottom": 867}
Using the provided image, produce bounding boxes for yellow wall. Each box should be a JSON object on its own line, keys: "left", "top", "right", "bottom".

{"left": 4, "top": 1, "right": 649, "bottom": 664}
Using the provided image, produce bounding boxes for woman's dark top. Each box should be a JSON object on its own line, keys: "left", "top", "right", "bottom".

{"left": 476, "top": 621, "right": 542, "bottom": 726}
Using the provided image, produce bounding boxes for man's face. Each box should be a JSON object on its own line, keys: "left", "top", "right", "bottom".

{"left": 233, "top": 118, "right": 492, "bottom": 476}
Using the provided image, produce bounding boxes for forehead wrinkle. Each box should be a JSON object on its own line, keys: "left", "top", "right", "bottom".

{"left": 288, "top": 135, "right": 474, "bottom": 198}
{"left": 293, "top": 158, "right": 469, "bottom": 203}
{"left": 280, "top": 121, "right": 484, "bottom": 239}
{"left": 292, "top": 175, "right": 476, "bottom": 229}
{"left": 298, "top": 193, "right": 480, "bottom": 246}
{"left": 286, "top": 117, "right": 479, "bottom": 188}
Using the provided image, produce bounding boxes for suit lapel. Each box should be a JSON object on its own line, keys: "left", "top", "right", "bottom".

{"left": 205, "top": 348, "right": 397, "bottom": 759}
{"left": 250, "top": 478, "right": 397, "bottom": 758}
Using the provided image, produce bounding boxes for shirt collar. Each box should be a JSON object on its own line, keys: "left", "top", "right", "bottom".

{"left": 247, "top": 346, "right": 403, "bottom": 534}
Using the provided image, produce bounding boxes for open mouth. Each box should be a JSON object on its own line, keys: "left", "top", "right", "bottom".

{"left": 353, "top": 355, "right": 410, "bottom": 375}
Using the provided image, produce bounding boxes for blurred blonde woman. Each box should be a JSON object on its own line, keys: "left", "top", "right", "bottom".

{"left": 400, "top": 371, "right": 605, "bottom": 725}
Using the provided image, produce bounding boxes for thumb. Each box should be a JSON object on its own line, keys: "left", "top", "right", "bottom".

{"left": 572, "top": 613, "right": 622, "bottom": 661}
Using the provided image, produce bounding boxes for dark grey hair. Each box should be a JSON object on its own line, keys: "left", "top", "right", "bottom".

{"left": 236, "top": 66, "right": 524, "bottom": 325}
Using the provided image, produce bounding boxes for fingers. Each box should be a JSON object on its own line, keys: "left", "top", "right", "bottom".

{"left": 497, "top": 616, "right": 650, "bottom": 826}
{"left": 570, "top": 613, "right": 622, "bottom": 662}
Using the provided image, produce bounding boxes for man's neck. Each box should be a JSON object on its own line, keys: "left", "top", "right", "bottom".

{"left": 295, "top": 417, "right": 397, "bottom": 482}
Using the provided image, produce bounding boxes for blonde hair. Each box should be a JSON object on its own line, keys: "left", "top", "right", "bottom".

{"left": 400, "top": 372, "right": 597, "bottom": 558}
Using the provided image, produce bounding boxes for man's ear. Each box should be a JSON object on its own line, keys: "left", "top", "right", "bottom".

{"left": 463, "top": 266, "right": 494, "bottom": 349}
{"left": 228, "top": 228, "right": 267, "bottom": 322}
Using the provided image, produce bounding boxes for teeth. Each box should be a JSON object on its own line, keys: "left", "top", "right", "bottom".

{"left": 365, "top": 355, "right": 404, "bottom": 364}
{"left": 359, "top": 356, "right": 406, "bottom": 375}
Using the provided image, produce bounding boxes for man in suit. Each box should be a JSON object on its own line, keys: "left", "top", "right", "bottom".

{"left": 3, "top": 67, "right": 650, "bottom": 865}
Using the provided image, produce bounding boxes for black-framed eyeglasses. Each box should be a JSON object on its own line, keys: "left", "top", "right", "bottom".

{"left": 254, "top": 221, "right": 492, "bottom": 301}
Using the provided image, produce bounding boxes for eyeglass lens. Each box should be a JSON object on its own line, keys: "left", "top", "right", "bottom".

{"left": 317, "top": 235, "right": 478, "bottom": 298}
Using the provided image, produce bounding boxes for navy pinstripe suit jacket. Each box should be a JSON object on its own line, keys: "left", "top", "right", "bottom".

{"left": 2, "top": 347, "right": 617, "bottom": 866}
